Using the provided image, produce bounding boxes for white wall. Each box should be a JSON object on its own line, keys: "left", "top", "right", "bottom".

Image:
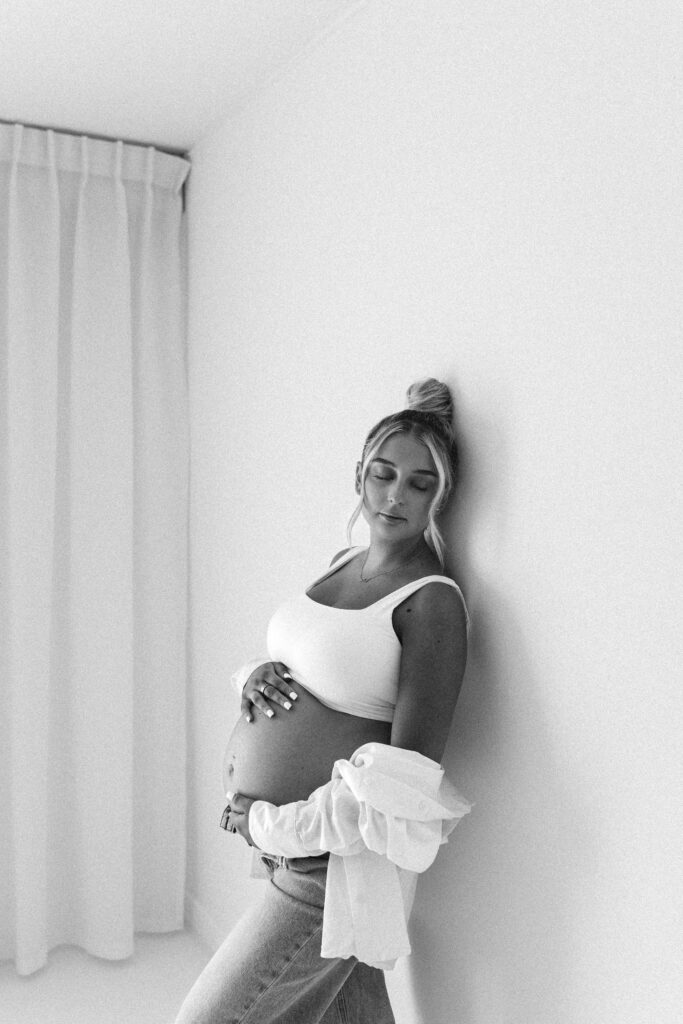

{"left": 186, "top": 3, "right": 682, "bottom": 1021}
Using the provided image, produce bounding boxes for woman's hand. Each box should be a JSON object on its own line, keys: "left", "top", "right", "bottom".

{"left": 242, "top": 661, "right": 298, "bottom": 723}
{"left": 223, "top": 791, "right": 256, "bottom": 846}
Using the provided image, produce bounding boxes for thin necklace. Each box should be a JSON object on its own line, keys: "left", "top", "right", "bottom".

{"left": 359, "top": 541, "right": 423, "bottom": 584}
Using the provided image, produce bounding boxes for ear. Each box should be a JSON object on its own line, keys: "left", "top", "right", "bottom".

{"left": 354, "top": 461, "right": 362, "bottom": 495}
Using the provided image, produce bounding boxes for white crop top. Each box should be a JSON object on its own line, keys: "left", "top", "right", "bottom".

{"left": 265, "top": 547, "right": 470, "bottom": 723}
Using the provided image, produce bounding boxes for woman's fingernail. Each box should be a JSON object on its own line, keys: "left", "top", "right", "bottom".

{"left": 225, "top": 790, "right": 235, "bottom": 801}
{"left": 245, "top": 713, "right": 252, "bottom": 722}
{"left": 289, "top": 692, "right": 297, "bottom": 700}
{"left": 283, "top": 701, "right": 292, "bottom": 710}
{"left": 266, "top": 709, "right": 274, "bottom": 718}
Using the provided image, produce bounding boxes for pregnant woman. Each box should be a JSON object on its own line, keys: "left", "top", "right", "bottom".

{"left": 175, "top": 378, "right": 472, "bottom": 1024}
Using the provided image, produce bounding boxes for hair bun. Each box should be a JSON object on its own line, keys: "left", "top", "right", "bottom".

{"left": 405, "top": 378, "right": 454, "bottom": 433}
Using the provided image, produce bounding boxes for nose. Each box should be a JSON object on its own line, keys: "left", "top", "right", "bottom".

{"left": 388, "top": 486, "right": 404, "bottom": 506}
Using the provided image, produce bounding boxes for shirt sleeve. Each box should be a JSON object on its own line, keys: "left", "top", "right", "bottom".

{"left": 249, "top": 778, "right": 367, "bottom": 859}
{"left": 248, "top": 743, "right": 472, "bottom": 872}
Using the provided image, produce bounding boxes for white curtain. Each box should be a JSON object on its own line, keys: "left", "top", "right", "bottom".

{"left": 0, "top": 124, "right": 190, "bottom": 975}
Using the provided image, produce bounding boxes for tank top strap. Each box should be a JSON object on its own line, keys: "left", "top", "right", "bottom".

{"left": 307, "top": 546, "right": 363, "bottom": 590}
{"left": 331, "top": 546, "right": 364, "bottom": 569}
{"left": 372, "top": 576, "right": 471, "bottom": 633}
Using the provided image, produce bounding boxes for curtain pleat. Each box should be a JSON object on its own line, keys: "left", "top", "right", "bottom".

{"left": 6, "top": 123, "right": 60, "bottom": 975}
{"left": 0, "top": 123, "right": 190, "bottom": 975}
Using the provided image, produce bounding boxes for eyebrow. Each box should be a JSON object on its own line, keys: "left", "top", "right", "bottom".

{"left": 371, "top": 457, "right": 438, "bottom": 477}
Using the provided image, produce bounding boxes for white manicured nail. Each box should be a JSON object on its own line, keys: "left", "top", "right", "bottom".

{"left": 284, "top": 701, "right": 292, "bottom": 710}
{"left": 266, "top": 709, "right": 274, "bottom": 718}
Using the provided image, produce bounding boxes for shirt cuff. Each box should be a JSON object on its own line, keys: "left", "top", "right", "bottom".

{"left": 248, "top": 800, "right": 311, "bottom": 858}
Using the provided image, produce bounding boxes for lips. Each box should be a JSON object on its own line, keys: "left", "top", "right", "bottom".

{"left": 379, "top": 512, "right": 405, "bottom": 522}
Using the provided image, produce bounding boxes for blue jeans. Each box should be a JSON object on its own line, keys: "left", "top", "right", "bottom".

{"left": 174, "top": 854, "right": 396, "bottom": 1024}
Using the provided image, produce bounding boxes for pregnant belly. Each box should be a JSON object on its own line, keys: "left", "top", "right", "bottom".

{"left": 223, "top": 683, "right": 392, "bottom": 806}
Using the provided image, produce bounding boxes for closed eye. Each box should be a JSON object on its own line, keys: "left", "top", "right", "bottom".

{"left": 372, "top": 473, "right": 429, "bottom": 492}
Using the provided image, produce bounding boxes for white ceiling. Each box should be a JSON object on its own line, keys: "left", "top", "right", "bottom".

{"left": 0, "top": 0, "right": 361, "bottom": 153}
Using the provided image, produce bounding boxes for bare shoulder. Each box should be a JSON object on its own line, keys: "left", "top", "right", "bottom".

{"left": 396, "top": 578, "right": 468, "bottom": 640}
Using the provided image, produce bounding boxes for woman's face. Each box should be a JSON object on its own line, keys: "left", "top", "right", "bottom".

{"left": 359, "top": 431, "right": 439, "bottom": 541}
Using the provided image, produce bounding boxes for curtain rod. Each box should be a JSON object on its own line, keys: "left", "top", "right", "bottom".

{"left": 0, "top": 117, "right": 189, "bottom": 159}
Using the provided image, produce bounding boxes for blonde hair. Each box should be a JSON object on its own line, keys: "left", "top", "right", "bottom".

{"left": 347, "top": 378, "right": 458, "bottom": 566}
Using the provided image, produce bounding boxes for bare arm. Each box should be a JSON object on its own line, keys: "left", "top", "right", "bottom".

{"left": 390, "top": 583, "right": 468, "bottom": 763}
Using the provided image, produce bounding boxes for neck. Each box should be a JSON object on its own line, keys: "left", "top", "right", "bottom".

{"left": 362, "top": 535, "right": 426, "bottom": 575}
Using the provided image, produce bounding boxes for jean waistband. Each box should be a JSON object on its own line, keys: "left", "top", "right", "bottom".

{"left": 259, "top": 851, "right": 329, "bottom": 872}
